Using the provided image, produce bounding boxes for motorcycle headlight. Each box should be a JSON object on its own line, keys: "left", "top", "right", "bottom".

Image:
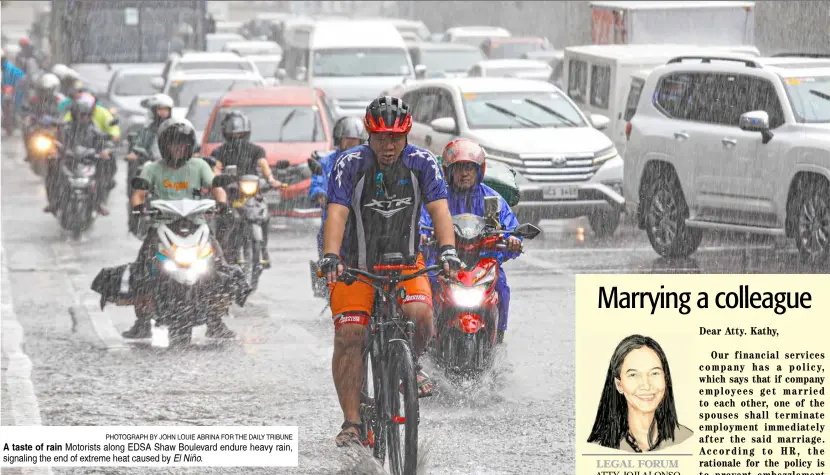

{"left": 452, "top": 286, "right": 486, "bottom": 308}
{"left": 240, "top": 179, "right": 259, "bottom": 196}
{"left": 173, "top": 246, "right": 199, "bottom": 266}
{"left": 68, "top": 177, "right": 90, "bottom": 187}
{"left": 33, "top": 135, "right": 52, "bottom": 152}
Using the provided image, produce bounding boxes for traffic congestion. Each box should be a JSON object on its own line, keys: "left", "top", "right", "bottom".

{"left": 2, "top": 1, "right": 828, "bottom": 473}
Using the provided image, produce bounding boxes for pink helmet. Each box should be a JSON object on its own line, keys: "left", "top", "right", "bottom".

{"left": 442, "top": 138, "right": 486, "bottom": 179}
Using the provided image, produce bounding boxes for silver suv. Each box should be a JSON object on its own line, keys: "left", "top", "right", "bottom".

{"left": 624, "top": 55, "right": 830, "bottom": 263}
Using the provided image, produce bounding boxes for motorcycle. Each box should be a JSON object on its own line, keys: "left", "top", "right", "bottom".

{"left": 25, "top": 115, "right": 61, "bottom": 177}
{"left": 2, "top": 85, "right": 15, "bottom": 136}
{"left": 54, "top": 142, "right": 112, "bottom": 240}
{"left": 218, "top": 165, "right": 271, "bottom": 291}
{"left": 424, "top": 199, "right": 541, "bottom": 378}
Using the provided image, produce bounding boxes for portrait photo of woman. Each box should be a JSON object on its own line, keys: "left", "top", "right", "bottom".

{"left": 587, "top": 334, "right": 692, "bottom": 452}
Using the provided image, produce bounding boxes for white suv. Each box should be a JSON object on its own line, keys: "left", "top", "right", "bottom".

{"left": 398, "top": 77, "right": 624, "bottom": 235}
{"left": 623, "top": 55, "right": 830, "bottom": 263}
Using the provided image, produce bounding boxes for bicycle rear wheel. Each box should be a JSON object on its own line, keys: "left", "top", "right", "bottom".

{"left": 384, "top": 339, "right": 419, "bottom": 475}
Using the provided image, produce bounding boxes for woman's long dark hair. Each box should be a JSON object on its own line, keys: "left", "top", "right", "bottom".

{"left": 586, "top": 334, "right": 679, "bottom": 449}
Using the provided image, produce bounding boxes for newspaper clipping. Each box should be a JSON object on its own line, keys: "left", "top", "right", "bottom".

{"left": 576, "top": 274, "right": 827, "bottom": 475}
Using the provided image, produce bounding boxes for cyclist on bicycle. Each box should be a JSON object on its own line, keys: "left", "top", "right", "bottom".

{"left": 318, "top": 96, "right": 461, "bottom": 447}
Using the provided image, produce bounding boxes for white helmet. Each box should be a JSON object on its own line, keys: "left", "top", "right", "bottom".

{"left": 152, "top": 93, "right": 174, "bottom": 109}
{"left": 51, "top": 63, "right": 69, "bottom": 78}
{"left": 64, "top": 68, "right": 81, "bottom": 80}
{"left": 38, "top": 73, "right": 60, "bottom": 90}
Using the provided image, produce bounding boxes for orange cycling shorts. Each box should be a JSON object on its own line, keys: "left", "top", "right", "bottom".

{"left": 329, "top": 253, "right": 433, "bottom": 330}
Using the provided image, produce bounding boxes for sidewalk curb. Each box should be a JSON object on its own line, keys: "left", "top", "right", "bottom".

{"left": 1, "top": 245, "right": 54, "bottom": 475}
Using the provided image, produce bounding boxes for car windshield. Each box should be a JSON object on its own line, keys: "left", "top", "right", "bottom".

{"left": 186, "top": 97, "right": 220, "bottom": 130}
{"left": 112, "top": 73, "right": 157, "bottom": 96}
{"left": 783, "top": 75, "right": 830, "bottom": 123}
{"left": 313, "top": 48, "right": 411, "bottom": 77}
{"left": 420, "top": 50, "right": 485, "bottom": 73}
{"left": 489, "top": 42, "right": 546, "bottom": 59}
{"left": 176, "top": 61, "right": 252, "bottom": 73}
{"left": 463, "top": 91, "right": 586, "bottom": 129}
{"left": 207, "top": 105, "right": 325, "bottom": 143}
{"left": 252, "top": 59, "right": 280, "bottom": 78}
{"left": 167, "top": 79, "right": 261, "bottom": 107}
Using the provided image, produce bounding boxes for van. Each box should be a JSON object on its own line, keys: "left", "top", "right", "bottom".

{"left": 563, "top": 43, "right": 760, "bottom": 153}
{"left": 279, "top": 20, "right": 415, "bottom": 117}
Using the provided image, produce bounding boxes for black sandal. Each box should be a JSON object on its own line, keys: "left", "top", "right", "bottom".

{"left": 335, "top": 421, "right": 362, "bottom": 447}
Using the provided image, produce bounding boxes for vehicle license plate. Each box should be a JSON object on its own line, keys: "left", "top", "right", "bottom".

{"left": 542, "top": 186, "right": 579, "bottom": 200}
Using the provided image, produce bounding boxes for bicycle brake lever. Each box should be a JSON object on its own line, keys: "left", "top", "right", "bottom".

{"left": 341, "top": 272, "right": 357, "bottom": 286}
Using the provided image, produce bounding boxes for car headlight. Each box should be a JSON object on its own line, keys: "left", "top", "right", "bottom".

{"left": 481, "top": 146, "right": 523, "bottom": 166}
{"left": 240, "top": 179, "right": 259, "bottom": 196}
{"left": 33, "top": 135, "right": 52, "bottom": 152}
{"left": 593, "top": 146, "right": 618, "bottom": 166}
{"left": 452, "top": 285, "right": 486, "bottom": 308}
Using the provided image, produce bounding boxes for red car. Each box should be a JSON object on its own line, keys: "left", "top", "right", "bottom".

{"left": 201, "top": 86, "right": 335, "bottom": 218}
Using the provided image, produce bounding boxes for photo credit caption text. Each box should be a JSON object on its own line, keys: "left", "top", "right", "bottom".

{"left": 576, "top": 275, "right": 827, "bottom": 475}
{"left": 1, "top": 426, "right": 298, "bottom": 467}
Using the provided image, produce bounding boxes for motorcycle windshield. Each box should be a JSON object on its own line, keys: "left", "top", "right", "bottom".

{"left": 452, "top": 214, "right": 486, "bottom": 242}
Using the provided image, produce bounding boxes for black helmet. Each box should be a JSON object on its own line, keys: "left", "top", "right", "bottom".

{"left": 221, "top": 110, "right": 251, "bottom": 142}
{"left": 332, "top": 116, "right": 367, "bottom": 147}
{"left": 157, "top": 117, "right": 197, "bottom": 168}
{"left": 70, "top": 93, "right": 96, "bottom": 122}
{"left": 364, "top": 96, "right": 412, "bottom": 134}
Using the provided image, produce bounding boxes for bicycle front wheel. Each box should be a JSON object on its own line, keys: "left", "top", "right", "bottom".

{"left": 384, "top": 339, "right": 419, "bottom": 475}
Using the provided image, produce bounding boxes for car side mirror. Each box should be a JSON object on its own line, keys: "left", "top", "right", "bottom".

{"left": 131, "top": 177, "right": 151, "bottom": 191}
{"left": 430, "top": 117, "right": 456, "bottom": 134}
{"left": 139, "top": 98, "right": 150, "bottom": 109}
{"left": 589, "top": 114, "right": 610, "bottom": 131}
{"left": 514, "top": 223, "right": 542, "bottom": 240}
{"left": 414, "top": 64, "right": 427, "bottom": 79}
{"left": 739, "top": 110, "right": 774, "bottom": 144}
{"left": 150, "top": 77, "right": 164, "bottom": 91}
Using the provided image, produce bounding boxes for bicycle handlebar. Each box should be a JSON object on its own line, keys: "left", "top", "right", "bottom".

{"left": 316, "top": 263, "right": 445, "bottom": 284}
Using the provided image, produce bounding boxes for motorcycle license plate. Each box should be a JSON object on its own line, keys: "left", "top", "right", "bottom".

{"left": 542, "top": 186, "right": 579, "bottom": 200}
{"left": 265, "top": 191, "right": 281, "bottom": 205}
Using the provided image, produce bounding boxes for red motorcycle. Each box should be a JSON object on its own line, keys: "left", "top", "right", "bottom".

{"left": 2, "top": 85, "right": 15, "bottom": 136}
{"left": 425, "top": 209, "right": 540, "bottom": 378}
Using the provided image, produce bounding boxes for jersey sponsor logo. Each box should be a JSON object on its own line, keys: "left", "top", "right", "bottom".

{"left": 364, "top": 197, "right": 412, "bottom": 218}
{"left": 163, "top": 179, "right": 190, "bottom": 191}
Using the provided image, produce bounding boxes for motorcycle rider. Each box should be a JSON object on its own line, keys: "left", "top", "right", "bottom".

{"left": 317, "top": 96, "right": 460, "bottom": 446}
{"left": 210, "top": 110, "right": 281, "bottom": 268}
{"left": 59, "top": 87, "right": 121, "bottom": 215}
{"left": 45, "top": 93, "right": 113, "bottom": 214}
{"left": 123, "top": 117, "right": 236, "bottom": 339}
{"left": 419, "top": 139, "right": 522, "bottom": 345}
{"left": 308, "top": 116, "right": 367, "bottom": 259}
{"left": 125, "top": 93, "right": 171, "bottom": 196}
{"left": 51, "top": 64, "right": 81, "bottom": 98}
{"left": 1, "top": 49, "right": 25, "bottom": 116}
{"left": 22, "top": 73, "right": 63, "bottom": 160}
{"left": 14, "top": 38, "right": 42, "bottom": 76}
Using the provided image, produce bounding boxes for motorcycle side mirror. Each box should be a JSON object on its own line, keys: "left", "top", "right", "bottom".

{"left": 483, "top": 196, "right": 501, "bottom": 229}
{"left": 212, "top": 174, "right": 234, "bottom": 188}
{"left": 131, "top": 177, "right": 151, "bottom": 191}
{"left": 514, "top": 223, "right": 542, "bottom": 240}
{"left": 275, "top": 160, "right": 291, "bottom": 170}
{"left": 307, "top": 157, "right": 323, "bottom": 175}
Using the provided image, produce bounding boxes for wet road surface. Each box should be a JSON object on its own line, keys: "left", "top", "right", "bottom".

{"left": 0, "top": 135, "right": 819, "bottom": 474}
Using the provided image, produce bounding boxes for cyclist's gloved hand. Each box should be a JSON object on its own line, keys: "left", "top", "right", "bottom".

{"left": 439, "top": 245, "right": 461, "bottom": 279}
{"left": 319, "top": 253, "right": 343, "bottom": 285}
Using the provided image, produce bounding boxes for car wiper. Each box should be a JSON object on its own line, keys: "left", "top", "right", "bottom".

{"left": 809, "top": 89, "right": 830, "bottom": 101}
{"left": 524, "top": 98, "right": 577, "bottom": 126}
{"left": 277, "top": 109, "right": 298, "bottom": 142}
{"left": 483, "top": 102, "right": 541, "bottom": 127}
